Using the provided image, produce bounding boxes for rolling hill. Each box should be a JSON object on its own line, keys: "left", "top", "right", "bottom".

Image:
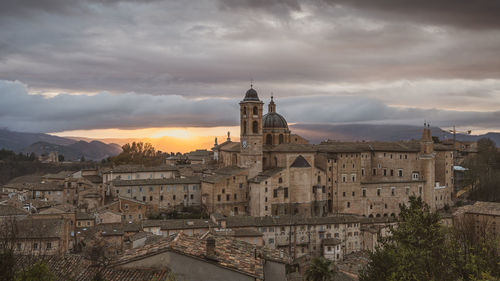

{"left": 0, "top": 129, "right": 122, "bottom": 161}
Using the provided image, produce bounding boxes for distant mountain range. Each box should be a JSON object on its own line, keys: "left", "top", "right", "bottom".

{"left": 1, "top": 124, "right": 498, "bottom": 161}
{"left": 0, "top": 129, "right": 122, "bottom": 161}
{"left": 290, "top": 124, "right": 500, "bottom": 146}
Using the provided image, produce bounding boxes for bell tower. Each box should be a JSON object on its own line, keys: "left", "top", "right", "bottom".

{"left": 239, "top": 85, "right": 264, "bottom": 178}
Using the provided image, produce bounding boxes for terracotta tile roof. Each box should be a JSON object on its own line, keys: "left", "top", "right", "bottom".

{"left": 14, "top": 218, "right": 64, "bottom": 239}
{"left": 112, "top": 176, "right": 201, "bottom": 186}
{"left": 82, "top": 175, "right": 103, "bottom": 184}
{"left": 5, "top": 174, "right": 43, "bottom": 185}
{"left": 115, "top": 233, "right": 290, "bottom": 279}
{"left": 43, "top": 171, "right": 76, "bottom": 180}
{"left": 4, "top": 181, "right": 64, "bottom": 191}
{"left": 202, "top": 166, "right": 246, "bottom": 183}
{"left": 104, "top": 164, "right": 178, "bottom": 174}
{"left": 217, "top": 141, "right": 241, "bottom": 152}
{"left": 249, "top": 167, "right": 285, "bottom": 183}
{"left": 76, "top": 212, "right": 95, "bottom": 220}
{"left": 142, "top": 219, "right": 216, "bottom": 230}
{"left": 265, "top": 143, "right": 317, "bottom": 152}
{"left": 456, "top": 201, "right": 500, "bottom": 216}
{"left": 0, "top": 205, "right": 29, "bottom": 216}
{"left": 15, "top": 255, "right": 170, "bottom": 281}
{"left": 222, "top": 214, "right": 362, "bottom": 228}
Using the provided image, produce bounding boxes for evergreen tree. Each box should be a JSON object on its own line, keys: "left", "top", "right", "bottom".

{"left": 304, "top": 257, "right": 336, "bottom": 281}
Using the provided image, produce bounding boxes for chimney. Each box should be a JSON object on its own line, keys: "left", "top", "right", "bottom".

{"left": 206, "top": 237, "right": 216, "bottom": 258}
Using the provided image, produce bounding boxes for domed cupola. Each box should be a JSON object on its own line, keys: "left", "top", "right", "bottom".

{"left": 243, "top": 85, "right": 260, "bottom": 101}
{"left": 262, "top": 96, "right": 291, "bottom": 145}
{"left": 263, "top": 96, "right": 288, "bottom": 129}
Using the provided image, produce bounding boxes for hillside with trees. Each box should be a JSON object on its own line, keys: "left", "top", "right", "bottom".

{"left": 463, "top": 138, "right": 500, "bottom": 202}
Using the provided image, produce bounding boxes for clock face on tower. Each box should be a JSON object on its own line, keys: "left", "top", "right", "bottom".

{"left": 242, "top": 140, "right": 247, "bottom": 149}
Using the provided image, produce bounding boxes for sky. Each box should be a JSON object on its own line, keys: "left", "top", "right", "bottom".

{"left": 1, "top": 0, "right": 500, "bottom": 151}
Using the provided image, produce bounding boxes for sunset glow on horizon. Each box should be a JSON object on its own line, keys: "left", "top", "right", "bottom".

{"left": 51, "top": 126, "right": 241, "bottom": 153}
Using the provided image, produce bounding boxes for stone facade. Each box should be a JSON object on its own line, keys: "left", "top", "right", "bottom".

{"left": 111, "top": 177, "right": 201, "bottom": 212}
{"left": 209, "top": 87, "right": 454, "bottom": 218}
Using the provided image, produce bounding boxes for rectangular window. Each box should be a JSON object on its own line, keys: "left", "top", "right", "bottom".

{"left": 217, "top": 194, "right": 221, "bottom": 201}
{"left": 390, "top": 169, "right": 394, "bottom": 176}
{"left": 273, "top": 189, "right": 278, "bottom": 198}
{"left": 234, "top": 194, "right": 237, "bottom": 200}
{"left": 342, "top": 175, "right": 347, "bottom": 182}
{"left": 372, "top": 169, "right": 377, "bottom": 176}
{"left": 173, "top": 195, "right": 176, "bottom": 200}
{"left": 239, "top": 183, "right": 243, "bottom": 188}
{"left": 190, "top": 194, "right": 194, "bottom": 200}
{"left": 33, "top": 243, "right": 38, "bottom": 250}
{"left": 46, "top": 242, "right": 51, "bottom": 249}
{"left": 284, "top": 188, "right": 289, "bottom": 198}
{"left": 377, "top": 188, "right": 381, "bottom": 196}
{"left": 160, "top": 195, "right": 164, "bottom": 201}
{"left": 362, "top": 189, "right": 366, "bottom": 197}
{"left": 150, "top": 186, "right": 154, "bottom": 192}
{"left": 398, "top": 169, "right": 403, "bottom": 177}
{"left": 383, "top": 169, "right": 387, "bottom": 176}
{"left": 226, "top": 194, "right": 230, "bottom": 201}
{"left": 351, "top": 174, "right": 356, "bottom": 182}
{"left": 142, "top": 196, "right": 146, "bottom": 202}
{"left": 391, "top": 187, "right": 395, "bottom": 196}
{"left": 149, "top": 196, "right": 153, "bottom": 201}
{"left": 361, "top": 168, "right": 365, "bottom": 176}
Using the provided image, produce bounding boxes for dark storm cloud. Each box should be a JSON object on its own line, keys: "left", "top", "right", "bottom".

{"left": 1, "top": 80, "right": 499, "bottom": 133}
{"left": 0, "top": 1, "right": 499, "bottom": 133}
{"left": 325, "top": 0, "right": 500, "bottom": 29}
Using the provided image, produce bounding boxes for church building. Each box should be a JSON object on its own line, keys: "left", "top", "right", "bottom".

{"left": 202, "top": 86, "right": 454, "bottom": 218}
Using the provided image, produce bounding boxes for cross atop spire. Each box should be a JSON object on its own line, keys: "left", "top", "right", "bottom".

{"left": 268, "top": 93, "right": 276, "bottom": 113}
{"left": 250, "top": 78, "right": 253, "bottom": 88}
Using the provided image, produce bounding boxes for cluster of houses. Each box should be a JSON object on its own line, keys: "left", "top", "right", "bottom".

{"left": 0, "top": 86, "right": 490, "bottom": 280}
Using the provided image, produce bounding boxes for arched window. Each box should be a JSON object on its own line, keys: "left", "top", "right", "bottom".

{"left": 317, "top": 176, "right": 321, "bottom": 183}
{"left": 252, "top": 121, "right": 258, "bottom": 133}
{"left": 266, "top": 134, "right": 272, "bottom": 145}
{"left": 243, "top": 122, "right": 247, "bottom": 135}
{"left": 279, "top": 134, "right": 284, "bottom": 144}
{"left": 253, "top": 106, "right": 258, "bottom": 115}
{"left": 243, "top": 107, "right": 247, "bottom": 115}
{"left": 279, "top": 177, "right": 283, "bottom": 183}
